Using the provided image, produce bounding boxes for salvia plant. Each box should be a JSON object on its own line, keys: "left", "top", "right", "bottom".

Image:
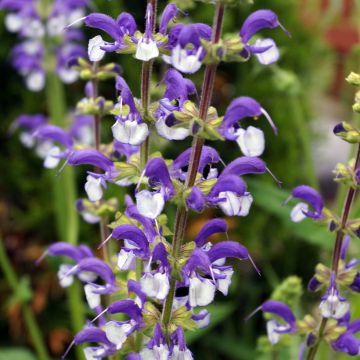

{"left": 247, "top": 75, "right": 360, "bottom": 359}
{"left": 4, "top": 0, "right": 360, "bottom": 360}
{"left": 0, "top": 0, "right": 90, "bottom": 91}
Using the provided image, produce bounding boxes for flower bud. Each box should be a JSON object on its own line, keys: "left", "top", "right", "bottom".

{"left": 333, "top": 122, "right": 360, "bottom": 143}
{"left": 80, "top": 69, "right": 93, "bottom": 80}
{"left": 270, "top": 276, "right": 303, "bottom": 309}
{"left": 323, "top": 319, "right": 346, "bottom": 342}
{"left": 346, "top": 72, "right": 360, "bottom": 86}
{"left": 297, "top": 314, "right": 317, "bottom": 334}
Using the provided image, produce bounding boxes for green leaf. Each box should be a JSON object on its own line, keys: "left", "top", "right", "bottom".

{"left": 248, "top": 179, "right": 331, "bottom": 249}
{"left": 9, "top": 276, "right": 33, "bottom": 305}
{"left": 186, "top": 303, "right": 235, "bottom": 344}
{"left": 0, "top": 348, "right": 37, "bottom": 360}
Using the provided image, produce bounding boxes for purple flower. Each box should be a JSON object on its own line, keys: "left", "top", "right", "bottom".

{"left": 56, "top": 43, "right": 85, "bottom": 84}
{"left": 206, "top": 241, "right": 250, "bottom": 263}
{"left": 92, "top": 300, "right": 143, "bottom": 351}
{"left": 69, "top": 114, "right": 94, "bottom": 146}
{"left": 71, "top": 327, "right": 116, "bottom": 359}
{"left": 219, "top": 96, "right": 277, "bottom": 140}
{"left": 63, "top": 257, "right": 118, "bottom": 310}
{"left": 124, "top": 198, "right": 157, "bottom": 241}
{"left": 206, "top": 157, "right": 266, "bottom": 217}
{"left": 35, "top": 124, "right": 73, "bottom": 149}
{"left": 2, "top": 0, "right": 88, "bottom": 90}
{"left": 84, "top": 12, "right": 136, "bottom": 52}
{"left": 68, "top": 149, "right": 116, "bottom": 177}
{"left": 127, "top": 280, "right": 147, "bottom": 309}
{"left": 191, "top": 309, "right": 211, "bottom": 329}
{"left": 159, "top": 4, "right": 178, "bottom": 36}
{"left": 170, "top": 327, "right": 193, "bottom": 359}
{"left": 152, "top": 242, "right": 170, "bottom": 269}
{"left": 165, "top": 23, "right": 212, "bottom": 73}
{"left": 112, "top": 76, "right": 149, "bottom": 146}
{"left": 11, "top": 41, "right": 45, "bottom": 91}
{"left": 207, "top": 175, "right": 246, "bottom": 201}
{"left": 140, "top": 323, "right": 169, "bottom": 358}
{"left": 67, "top": 257, "right": 116, "bottom": 286}
{"left": 41, "top": 242, "right": 95, "bottom": 288}
{"left": 113, "top": 141, "right": 139, "bottom": 161}
{"left": 307, "top": 276, "right": 322, "bottom": 292}
{"left": 75, "top": 198, "right": 101, "bottom": 224}
{"left": 181, "top": 221, "right": 257, "bottom": 307}
{"left": 10, "top": 114, "right": 47, "bottom": 149}
{"left": 85, "top": 3, "right": 178, "bottom": 61}
{"left": 186, "top": 186, "right": 206, "bottom": 213}
{"left": 111, "top": 224, "right": 150, "bottom": 258}
{"left": 240, "top": 10, "right": 290, "bottom": 65}
{"left": 155, "top": 69, "right": 196, "bottom": 140}
{"left": 161, "top": 68, "right": 196, "bottom": 104}
{"left": 332, "top": 318, "right": 360, "bottom": 355}
{"left": 107, "top": 299, "right": 143, "bottom": 323}
{"left": 47, "top": 242, "right": 94, "bottom": 262}
{"left": 290, "top": 185, "right": 324, "bottom": 222}
{"left": 135, "top": 3, "right": 159, "bottom": 61}
{"left": 319, "top": 272, "right": 350, "bottom": 319}
{"left": 194, "top": 219, "right": 228, "bottom": 247}
{"left": 172, "top": 146, "right": 220, "bottom": 181}
{"left": 143, "top": 157, "right": 175, "bottom": 200}
{"left": 248, "top": 300, "right": 296, "bottom": 345}
{"left": 333, "top": 122, "right": 346, "bottom": 135}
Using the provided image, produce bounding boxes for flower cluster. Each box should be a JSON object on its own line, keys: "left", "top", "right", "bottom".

{"left": 249, "top": 73, "right": 360, "bottom": 359}
{"left": 83, "top": 4, "right": 289, "bottom": 73}
{"left": 6, "top": 1, "right": 291, "bottom": 359}
{"left": 0, "top": 0, "right": 89, "bottom": 91}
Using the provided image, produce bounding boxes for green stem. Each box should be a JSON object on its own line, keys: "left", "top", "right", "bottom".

{"left": 134, "top": 0, "right": 158, "bottom": 351}
{"left": 306, "top": 319, "right": 327, "bottom": 360}
{"left": 90, "top": 63, "right": 112, "bottom": 266}
{"left": 331, "top": 144, "right": 360, "bottom": 273}
{"left": 0, "top": 238, "right": 49, "bottom": 360}
{"left": 39, "top": 1, "right": 83, "bottom": 359}
{"left": 306, "top": 144, "right": 360, "bottom": 360}
{"left": 289, "top": 96, "right": 318, "bottom": 188}
{"left": 46, "top": 71, "right": 84, "bottom": 360}
{"left": 161, "top": 2, "right": 225, "bottom": 332}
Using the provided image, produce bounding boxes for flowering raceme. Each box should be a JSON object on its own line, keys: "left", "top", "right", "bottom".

{"left": 247, "top": 74, "right": 360, "bottom": 359}
{"left": 3, "top": 1, "right": 292, "bottom": 359}
{"left": 0, "top": 0, "right": 89, "bottom": 91}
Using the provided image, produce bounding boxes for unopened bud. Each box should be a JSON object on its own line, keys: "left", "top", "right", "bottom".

{"left": 80, "top": 69, "right": 92, "bottom": 80}
{"left": 333, "top": 122, "right": 360, "bottom": 143}
{"left": 346, "top": 72, "right": 360, "bottom": 86}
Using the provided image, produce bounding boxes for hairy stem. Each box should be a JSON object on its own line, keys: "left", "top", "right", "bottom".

{"left": 139, "top": 60, "right": 152, "bottom": 171}
{"left": 306, "top": 319, "right": 327, "bottom": 360}
{"left": 306, "top": 143, "right": 360, "bottom": 360}
{"left": 137, "top": 0, "right": 157, "bottom": 279}
{"left": 0, "top": 238, "right": 50, "bottom": 360}
{"left": 331, "top": 145, "right": 360, "bottom": 272}
{"left": 135, "top": 0, "right": 158, "bottom": 351}
{"left": 161, "top": 2, "right": 225, "bottom": 331}
{"left": 91, "top": 64, "right": 112, "bottom": 265}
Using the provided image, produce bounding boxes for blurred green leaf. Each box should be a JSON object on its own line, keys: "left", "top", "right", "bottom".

{"left": 248, "top": 179, "right": 331, "bottom": 249}
{"left": 0, "top": 348, "right": 37, "bottom": 360}
{"left": 11, "top": 276, "right": 33, "bottom": 304}
{"left": 204, "top": 336, "right": 254, "bottom": 359}
{"left": 186, "top": 303, "right": 236, "bottom": 344}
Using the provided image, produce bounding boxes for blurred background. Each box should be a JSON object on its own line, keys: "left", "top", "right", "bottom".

{"left": 1, "top": 0, "right": 360, "bottom": 359}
